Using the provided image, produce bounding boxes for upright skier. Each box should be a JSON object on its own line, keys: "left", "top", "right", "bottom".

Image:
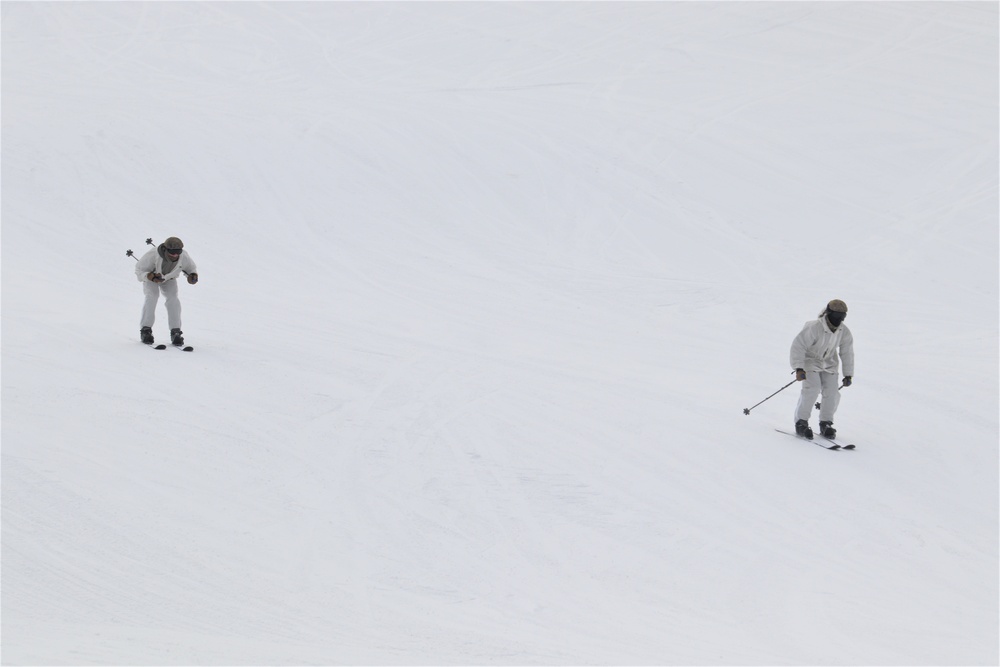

{"left": 790, "top": 299, "right": 854, "bottom": 439}
{"left": 134, "top": 236, "right": 198, "bottom": 347}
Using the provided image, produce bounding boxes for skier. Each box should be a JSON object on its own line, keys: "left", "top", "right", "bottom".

{"left": 790, "top": 299, "right": 854, "bottom": 439}
{"left": 134, "top": 236, "right": 198, "bottom": 346}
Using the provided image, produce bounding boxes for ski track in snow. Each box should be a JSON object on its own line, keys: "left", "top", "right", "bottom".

{"left": 2, "top": 2, "right": 997, "bottom": 665}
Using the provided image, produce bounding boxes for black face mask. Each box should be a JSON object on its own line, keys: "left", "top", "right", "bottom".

{"left": 826, "top": 310, "right": 847, "bottom": 327}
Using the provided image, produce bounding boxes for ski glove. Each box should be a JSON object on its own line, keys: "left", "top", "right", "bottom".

{"left": 842, "top": 376, "right": 853, "bottom": 387}
{"left": 147, "top": 272, "right": 164, "bottom": 283}
{"left": 187, "top": 273, "right": 199, "bottom": 285}
{"left": 795, "top": 368, "right": 807, "bottom": 381}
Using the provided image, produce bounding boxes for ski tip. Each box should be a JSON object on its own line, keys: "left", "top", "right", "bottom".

{"left": 182, "top": 346, "right": 194, "bottom": 351}
{"left": 153, "top": 344, "right": 167, "bottom": 350}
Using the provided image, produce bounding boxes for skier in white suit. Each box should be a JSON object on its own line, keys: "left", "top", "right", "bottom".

{"left": 790, "top": 299, "right": 854, "bottom": 440}
{"left": 134, "top": 236, "right": 198, "bottom": 347}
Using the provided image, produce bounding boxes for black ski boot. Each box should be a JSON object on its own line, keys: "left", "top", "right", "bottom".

{"left": 140, "top": 327, "right": 155, "bottom": 345}
{"left": 795, "top": 419, "right": 814, "bottom": 440}
{"left": 819, "top": 421, "right": 837, "bottom": 439}
{"left": 170, "top": 328, "right": 185, "bottom": 347}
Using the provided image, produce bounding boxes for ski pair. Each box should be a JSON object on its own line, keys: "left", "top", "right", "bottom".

{"left": 150, "top": 343, "right": 194, "bottom": 352}
{"left": 775, "top": 429, "right": 855, "bottom": 450}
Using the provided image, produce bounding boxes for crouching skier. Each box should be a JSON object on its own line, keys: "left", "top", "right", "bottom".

{"left": 134, "top": 236, "right": 199, "bottom": 347}
{"left": 790, "top": 299, "right": 854, "bottom": 440}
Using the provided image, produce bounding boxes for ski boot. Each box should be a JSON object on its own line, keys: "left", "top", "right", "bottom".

{"left": 170, "top": 328, "right": 185, "bottom": 347}
{"left": 818, "top": 421, "right": 837, "bottom": 439}
{"left": 795, "top": 419, "right": 814, "bottom": 440}
{"left": 140, "top": 326, "right": 155, "bottom": 345}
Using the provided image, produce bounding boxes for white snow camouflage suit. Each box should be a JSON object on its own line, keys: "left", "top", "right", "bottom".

{"left": 135, "top": 245, "right": 198, "bottom": 330}
{"left": 789, "top": 314, "right": 854, "bottom": 424}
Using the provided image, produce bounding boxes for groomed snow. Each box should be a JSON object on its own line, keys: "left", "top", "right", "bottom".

{"left": 2, "top": 2, "right": 997, "bottom": 664}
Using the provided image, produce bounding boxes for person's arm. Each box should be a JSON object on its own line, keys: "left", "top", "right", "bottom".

{"left": 135, "top": 250, "right": 159, "bottom": 282}
{"left": 181, "top": 253, "right": 198, "bottom": 284}
{"left": 790, "top": 322, "right": 814, "bottom": 373}
{"left": 840, "top": 326, "right": 855, "bottom": 381}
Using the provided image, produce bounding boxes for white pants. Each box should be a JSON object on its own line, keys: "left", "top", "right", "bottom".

{"left": 795, "top": 371, "right": 840, "bottom": 423}
{"left": 140, "top": 279, "right": 181, "bottom": 330}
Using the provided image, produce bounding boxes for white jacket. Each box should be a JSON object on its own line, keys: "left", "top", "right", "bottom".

{"left": 135, "top": 246, "right": 198, "bottom": 283}
{"left": 790, "top": 317, "right": 854, "bottom": 376}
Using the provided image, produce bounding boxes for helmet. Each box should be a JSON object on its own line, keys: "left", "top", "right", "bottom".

{"left": 825, "top": 299, "right": 847, "bottom": 327}
{"left": 164, "top": 237, "right": 184, "bottom": 251}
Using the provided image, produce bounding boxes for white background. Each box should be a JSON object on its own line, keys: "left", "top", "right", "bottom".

{"left": 2, "top": 2, "right": 997, "bottom": 664}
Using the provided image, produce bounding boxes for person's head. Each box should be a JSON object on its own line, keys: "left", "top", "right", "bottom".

{"left": 163, "top": 237, "right": 184, "bottom": 259}
{"left": 824, "top": 299, "right": 848, "bottom": 328}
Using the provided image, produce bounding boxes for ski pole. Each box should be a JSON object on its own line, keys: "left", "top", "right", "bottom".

{"left": 743, "top": 375, "right": 797, "bottom": 415}
{"left": 126, "top": 240, "right": 153, "bottom": 261}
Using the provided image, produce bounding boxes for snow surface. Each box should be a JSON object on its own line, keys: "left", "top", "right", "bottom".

{"left": 2, "top": 2, "right": 998, "bottom": 665}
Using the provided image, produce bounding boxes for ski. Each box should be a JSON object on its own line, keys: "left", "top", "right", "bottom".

{"left": 812, "top": 427, "right": 857, "bottom": 449}
{"left": 775, "top": 428, "right": 840, "bottom": 450}
{"left": 823, "top": 438, "right": 855, "bottom": 450}
{"left": 142, "top": 342, "right": 191, "bottom": 351}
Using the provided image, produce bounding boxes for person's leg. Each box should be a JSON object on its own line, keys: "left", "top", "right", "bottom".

{"left": 162, "top": 280, "right": 182, "bottom": 331}
{"left": 817, "top": 372, "right": 841, "bottom": 423}
{"left": 141, "top": 281, "right": 160, "bottom": 328}
{"left": 795, "top": 372, "right": 822, "bottom": 423}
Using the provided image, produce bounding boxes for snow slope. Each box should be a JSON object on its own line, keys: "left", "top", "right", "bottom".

{"left": 2, "top": 2, "right": 997, "bottom": 664}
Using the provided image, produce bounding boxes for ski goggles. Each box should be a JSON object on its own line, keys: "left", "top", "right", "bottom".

{"left": 826, "top": 310, "right": 847, "bottom": 325}
{"left": 165, "top": 248, "right": 182, "bottom": 255}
